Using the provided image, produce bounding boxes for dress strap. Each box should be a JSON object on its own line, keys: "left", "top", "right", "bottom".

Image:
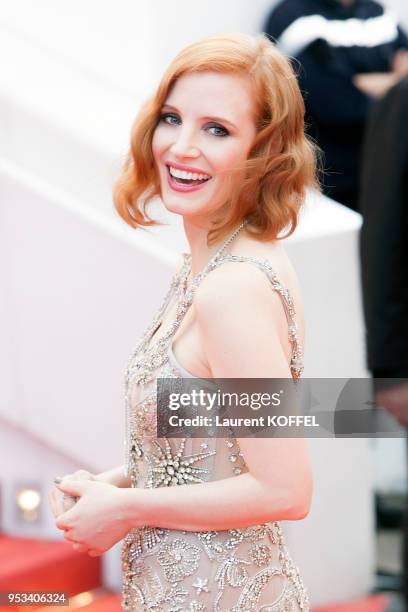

{"left": 197, "top": 254, "right": 304, "bottom": 380}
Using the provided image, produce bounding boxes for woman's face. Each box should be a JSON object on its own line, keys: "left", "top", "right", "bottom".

{"left": 152, "top": 71, "right": 257, "bottom": 223}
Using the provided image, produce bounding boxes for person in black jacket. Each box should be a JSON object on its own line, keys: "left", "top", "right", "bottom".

{"left": 359, "top": 76, "right": 408, "bottom": 609}
{"left": 264, "top": 0, "right": 408, "bottom": 211}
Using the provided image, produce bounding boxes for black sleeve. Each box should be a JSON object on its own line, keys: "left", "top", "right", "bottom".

{"left": 262, "top": 0, "right": 371, "bottom": 124}
{"left": 262, "top": 0, "right": 305, "bottom": 43}
{"left": 359, "top": 77, "right": 408, "bottom": 378}
{"left": 295, "top": 54, "right": 371, "bottom": 125}
{"left": 395, "top": 25, "right": 408, "bottom": 50}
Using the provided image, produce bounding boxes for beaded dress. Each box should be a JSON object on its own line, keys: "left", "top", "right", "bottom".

{"left": 121, "top": 221, "right": 309, "bottom": 611}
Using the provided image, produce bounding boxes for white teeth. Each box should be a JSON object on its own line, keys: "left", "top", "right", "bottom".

{"left": 168, "top": 166, "right": 211, "bottom": 181}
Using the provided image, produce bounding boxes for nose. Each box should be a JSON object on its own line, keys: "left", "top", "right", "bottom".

{"left": 170, "top": 126, "right": 200, "bottom": 159}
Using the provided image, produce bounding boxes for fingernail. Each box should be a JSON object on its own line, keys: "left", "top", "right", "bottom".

{"left": 54, "top": 477, "right": 63, "bottom": 484}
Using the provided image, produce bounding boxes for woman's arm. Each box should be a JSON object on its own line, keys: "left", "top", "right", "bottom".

{"left": 95, "top": 465, "right": 131, "bottom": 488}
{"left": 123, "top": 263, "right": 312, "bottom": 532}
{"left": 123, "top": 448, "right": 310, "bottom": 531}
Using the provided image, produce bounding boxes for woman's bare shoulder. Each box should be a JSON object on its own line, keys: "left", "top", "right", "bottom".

{"left": 192, "top": 255, "right": 299, "bottom": 378}
{"left": 231, "top": 237, "right": 304, "bottom": 312}
{"left": 231, "top": 237, "right": 297, "bottom": 284}
{"left": 196, "top": 238, "right": 302, "bottom": 302}
{"left": 194, "top": 238, "right": 305, "bottom": 346}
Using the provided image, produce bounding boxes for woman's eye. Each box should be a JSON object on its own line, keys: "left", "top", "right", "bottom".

{"left": 160, "top": 113, "right": 180, "bottom": 125}
{"left": 207, "top": 124, "right": 229, "bottom": 137}
{"left": 159, "top": 114, "right": 229, "bottom": 137}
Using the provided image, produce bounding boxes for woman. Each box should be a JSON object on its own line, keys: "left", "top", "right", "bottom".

{"left": 49, "top": 32, "right": 317, "bottom": 611}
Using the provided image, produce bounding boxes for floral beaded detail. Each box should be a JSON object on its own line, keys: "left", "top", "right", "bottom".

{"left": 225, "top": 436, "right": 247, "bottom": 476}
{"left": 121, "top": 222, "right": 309, "bottom": 611}
{"left": 145, "top": 438, "right": 216, "bottom": 488}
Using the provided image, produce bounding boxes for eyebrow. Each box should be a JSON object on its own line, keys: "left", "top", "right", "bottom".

{"left": 161, "top": 104, "right": 238, "bottom": 130}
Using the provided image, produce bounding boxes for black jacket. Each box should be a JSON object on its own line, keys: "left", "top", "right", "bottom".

{"left": 359, "top": 76, "right": 408, "bottom": 378}
{"left": 264, "top": 0, "right": 408, "bottom": 203}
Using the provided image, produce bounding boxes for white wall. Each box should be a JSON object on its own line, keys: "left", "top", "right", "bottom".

{"left": 0, "top": 0, "right": 156, "bottom": 96}
{"left": 0, "top": 418, "right": 86, "bottom": 537}
{"left": 1, "top": 0, "right": 401, "bottom": 603}
{"left": 1, "top": 0, "right": 405, "bottom": 105}
{"left": 0, "top": 159, "right": 177, "bottom": 468}
{"left": 384, "top": 0, "right": 408, "bottom": 28}
{"left": 0, "top": 0, "right": 275, "bottom": 101}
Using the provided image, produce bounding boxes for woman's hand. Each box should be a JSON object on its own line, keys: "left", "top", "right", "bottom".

{"left": 392, "top": 49, "right": 408, "bottom": 78}
{"left": 54, "top": 479, "right": 132, "bottom": 556}
{"left": 352, "top": 72, "right": 400, "bottom": 99}
{"left": 48, "top": 470, "right": 97, "bottom": 519}
{"left": 376, "top": 382, "right": 408, "bottom": 427}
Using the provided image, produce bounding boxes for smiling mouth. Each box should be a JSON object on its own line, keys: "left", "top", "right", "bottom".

{"left": 166, "top": 165, "right": 213, "bottom": 186}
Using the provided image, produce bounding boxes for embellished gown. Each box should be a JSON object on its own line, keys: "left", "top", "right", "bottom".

{"left": 121, "top": 226, "right": 309, "bottom": 611}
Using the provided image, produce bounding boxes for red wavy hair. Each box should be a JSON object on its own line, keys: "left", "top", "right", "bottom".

{"left": 113, "top": 32, "right": 320, "bottom": 245}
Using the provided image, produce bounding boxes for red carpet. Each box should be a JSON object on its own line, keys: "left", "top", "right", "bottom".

{"left": 0, "top": 534, "right": 101, "bottom": 597}
{"left": 43, "top": 592, "right": 388, "bottom": 611}
{"left": 0, "top": 535, "right": 394, "bottom": 612}
{"left": 313, "top": 593, "right": 390, "bottom": 612}
{"left": 42, "top": 591, "right": 391, "bottom": 611}
{"left": 24, "top": 591, "right": 122, "bottom": 612}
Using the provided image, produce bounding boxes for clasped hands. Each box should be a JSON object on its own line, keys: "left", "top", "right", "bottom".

{"left": 48, "top": 470, "right": 131, "bottom": 557}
